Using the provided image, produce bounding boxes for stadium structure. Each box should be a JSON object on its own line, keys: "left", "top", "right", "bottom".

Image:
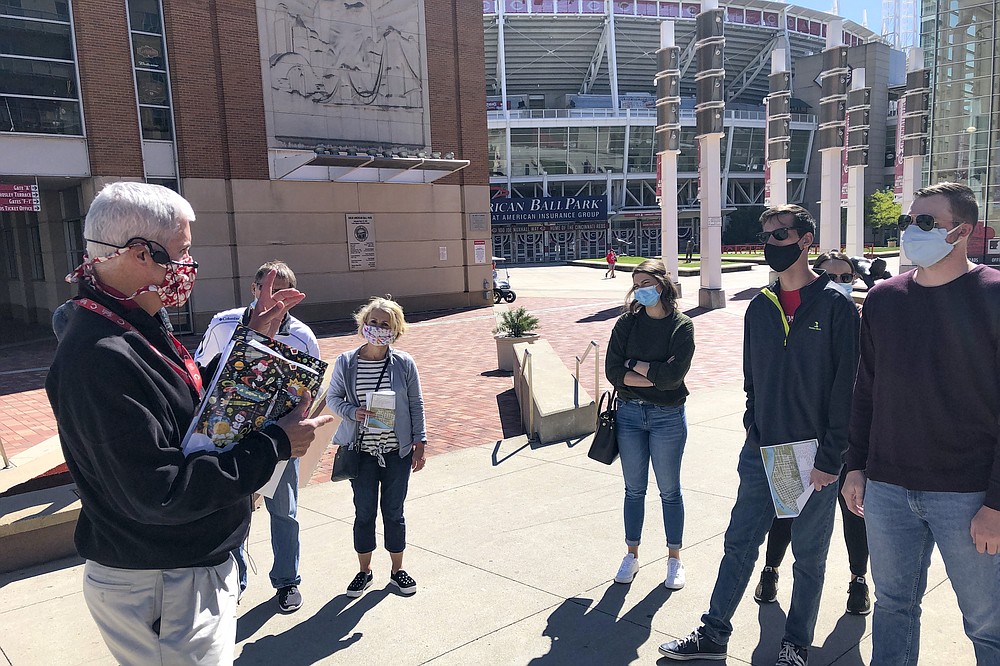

{"left": 483, "top": 0, "right": 884, "bottom": 263}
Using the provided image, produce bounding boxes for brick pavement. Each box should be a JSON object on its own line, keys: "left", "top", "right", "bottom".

{"left": 0, "top": 287, "right": 750, "bottom": 483}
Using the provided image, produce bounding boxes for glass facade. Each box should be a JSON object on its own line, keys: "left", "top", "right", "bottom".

{"left": 922, "top": 0, "right": 1000, "bottom": 265}
{"left": 127, "top": 0, "right": 174, "bottom": 140}
{"left": 0, "top": 3, "right": 83, "bottom": 135}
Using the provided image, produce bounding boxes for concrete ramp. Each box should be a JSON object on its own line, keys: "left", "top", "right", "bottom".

{"left": 512, "top": 339, "right": 597, "bottom": 443}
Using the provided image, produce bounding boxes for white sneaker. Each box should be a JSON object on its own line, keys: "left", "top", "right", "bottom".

{"left": 664, "top": 557, "right": 686, "bottom": 590}
{"left": 614, "top": 553, "right": 639, "bottom": 584}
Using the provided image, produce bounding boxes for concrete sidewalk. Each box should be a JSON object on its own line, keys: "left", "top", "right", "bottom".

{"left": 0, "top": 382, "right": 971, "bottom": 665}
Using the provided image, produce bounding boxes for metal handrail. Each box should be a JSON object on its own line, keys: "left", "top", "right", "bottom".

{"left": 574, "top": 341, "right": 600, "bottom": 408}
{"left": 521, "top": 349, "right": 535, "bottom": 440}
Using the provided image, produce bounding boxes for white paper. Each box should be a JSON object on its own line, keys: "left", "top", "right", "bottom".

{"left": 363, "top": 389, "right": 396, "bottom": 432}
{"left": 759, "top": 439, "right": 819, "bottom": 518}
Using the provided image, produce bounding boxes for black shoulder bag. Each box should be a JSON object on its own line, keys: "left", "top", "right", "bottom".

{"left": 588, "top": 388, "right": 619, "bottom": 465}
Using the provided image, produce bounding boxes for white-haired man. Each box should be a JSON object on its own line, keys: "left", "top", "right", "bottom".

{"left": 195, "top": 260, "right": 320, "bottom": 613}
{"left": 46, "top": 182, "right": 331, "bottom": 665}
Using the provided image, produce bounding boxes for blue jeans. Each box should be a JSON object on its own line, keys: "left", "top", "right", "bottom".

{"left": 701, "top": 445, "right": 838, "bottom": 648}
{"left": 865, "top": 480, "right": 1000, "bottom": 666}
{"left": 616, "top": 400, "right": 687, "bottom": 550}
{"left": 351, "top": 450, "right": 412, "bottom": 553}
{"left": 233, "top": 457, "right": 300, "bottom": 592}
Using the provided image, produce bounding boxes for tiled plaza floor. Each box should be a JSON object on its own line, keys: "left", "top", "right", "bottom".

{"left": 0, "top": 267, "right": 750, "bottom": 482}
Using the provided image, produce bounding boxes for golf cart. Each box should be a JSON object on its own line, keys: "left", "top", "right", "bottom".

{"left": 492, "top": 257, "right": 516, "bottom": 303}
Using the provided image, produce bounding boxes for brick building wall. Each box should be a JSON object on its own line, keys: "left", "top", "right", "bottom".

{"left": 163, "top": 1, "right": 269, "bottom": 180}
{"left": 74, "top": 0, "right": 143, "bottom": 178}
{"left": 425, "top": 0, "right": 488, "bottom": 187}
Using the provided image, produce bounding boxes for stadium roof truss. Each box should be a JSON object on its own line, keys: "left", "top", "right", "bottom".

{"left": 484, "top": 2, "right": 878, "bottom": 107}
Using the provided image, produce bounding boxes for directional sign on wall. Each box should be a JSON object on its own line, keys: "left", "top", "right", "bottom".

{"left": 0, "top": 184, "right": 41, "bottom": 212}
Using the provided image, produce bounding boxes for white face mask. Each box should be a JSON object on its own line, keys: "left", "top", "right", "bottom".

{"left": 832, "top": 282, "right": 853, "bottom": 297}
{"left": 901, "top": 224, "right": 963, "bottom": 268}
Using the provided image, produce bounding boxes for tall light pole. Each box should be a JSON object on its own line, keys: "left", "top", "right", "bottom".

{"left": 818, "top": 22, "right": 848, "bottom": 251}
{"left": 656, "top": 21, "right": 682, "bottom": 293}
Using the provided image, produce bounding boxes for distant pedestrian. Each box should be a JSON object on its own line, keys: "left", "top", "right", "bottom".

{"left": 605, "top": 249, "right": 618, "bottom": 278}
{"left": 684, "top": 239, "right": 694, "bottom": 263}
{"left": 605, "top": 259, "right": 695, "bottom": 591}
{"left": 843, "top": 182, "right": 1000, "bottom": 665}
{"left": 326, "top": 297, "right": 427, "bottom": 599}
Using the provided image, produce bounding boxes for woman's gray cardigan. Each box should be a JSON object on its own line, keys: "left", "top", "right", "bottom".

{"left": 325, "top": 346, "right": 427, "bottom": 457}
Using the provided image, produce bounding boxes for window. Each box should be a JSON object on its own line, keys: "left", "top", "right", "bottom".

{"left": 0, "top": 5, "right": 82, "bottom": 136}
{"left": 25, "top": 215, "right": 43, "bottom": 280}
{"left": 64, "top": 217, "right": 83, "bottom": 268}
{"left": 128, "top": 0, "right": 175, "bottom": 141}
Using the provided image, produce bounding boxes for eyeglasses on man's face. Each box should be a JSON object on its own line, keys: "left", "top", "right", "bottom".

{"left": 897, "top": 214, "right": 962, "bottom": 233}
{"left": 756, "top": 227, "right": 800, "bottom": 243}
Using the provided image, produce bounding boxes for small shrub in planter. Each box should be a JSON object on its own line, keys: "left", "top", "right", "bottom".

{"left": 494, "top": 307, "right": 540, "bottom": 338}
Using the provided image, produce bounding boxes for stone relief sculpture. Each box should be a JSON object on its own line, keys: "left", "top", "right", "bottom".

{"left": 259, "top": 0, "right": 429, "bottom": 148}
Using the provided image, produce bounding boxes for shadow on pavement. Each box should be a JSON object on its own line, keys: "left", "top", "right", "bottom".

{"left": 495, "top": 388, "right": 524, "bottom": 439}
{"left": 752, "top": 600, "right": 788, "bottom": 664}
{"left": 731, "top": 288, "right": 760, "bottom": 301}
{"left": 812, "top": 613, "right": 867, "bottom": 665}
{"left": 576, "top": 307, "right": 621, "bottom": 324}
{"left": 531, "top": 583, "right": 673, "bottom": 665}
{"left": 236, "top": 588, "right": 390, "bottom": 665}
{"left": 492, "top": 438, "right": 533, "bottom": 466}
{"left": 0, "top": 553, "right": 83, "bottom": 587}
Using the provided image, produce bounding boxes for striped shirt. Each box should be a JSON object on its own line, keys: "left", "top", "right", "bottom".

{"left": 355, "top": 357, "right": 398, "bottom": 459}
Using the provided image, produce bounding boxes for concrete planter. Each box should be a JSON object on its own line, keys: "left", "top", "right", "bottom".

{"left": 494, "top": 333, "right": 539, "bottom": 371}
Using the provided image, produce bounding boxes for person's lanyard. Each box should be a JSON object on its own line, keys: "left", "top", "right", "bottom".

{"left": 76, "top": 298, "right": 203, "bottom": 397}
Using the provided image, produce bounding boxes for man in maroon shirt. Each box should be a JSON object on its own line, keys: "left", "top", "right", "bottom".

{"left": 843, "top": 182, "right": 1000, "bottom": 665}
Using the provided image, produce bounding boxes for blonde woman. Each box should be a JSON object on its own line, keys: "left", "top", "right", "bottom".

{"left": 326, "top": 297, "right": 427, "bottom": 597}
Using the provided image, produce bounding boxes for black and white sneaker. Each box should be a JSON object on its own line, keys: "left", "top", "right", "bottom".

{"left": 390, "top": 569, "right": 417, "bottom": 595}
{"left": 775, "top": 640, "right": 809, "bottom": 666}
{"left": 346, "top": 570, "right": 373, "bottom": 598}
{"left": 276, "top": 585, "right": 302, "bottom": 613}
{"left": 659, "top": 628, "right": 727, "bottom": 661}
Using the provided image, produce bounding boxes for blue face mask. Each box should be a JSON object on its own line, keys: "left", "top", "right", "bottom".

{"left": 634, "top": 284, "right": 661, "bottom": 307}
{"left": 901, "top": 224, "right": 961, "bottom": 268}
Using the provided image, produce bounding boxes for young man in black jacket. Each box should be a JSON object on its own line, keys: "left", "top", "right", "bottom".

{"left": 46, "top": 182, "right": 332, "bottom": 665}
{"left": 661, "top": 205, "right": 860, "bottom": 666}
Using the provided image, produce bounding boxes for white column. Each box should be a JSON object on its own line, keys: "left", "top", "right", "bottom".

{"left": 898, "top": 47, "right": 923, "bottom": 272}
{"left": 606, "top": 0, "right": 620, "bottom": 116}
{"left": 768, "top": 49, "right": 788, "bottom": 207}
{"left": 818, "top": 21, "right": 845, "bottom": 251}
{"left": 659, "top": 21, "right": 681, "bottom": 294}
{"left": 699, "top": 134, "right": 724, "bottom": 295}
{"left": 845, "top": 68, "right": 866, "bottom": 257}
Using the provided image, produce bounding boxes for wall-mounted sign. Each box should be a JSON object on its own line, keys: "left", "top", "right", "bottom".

{"left": 474, "top": 239, "right": 487, "bottom": 264}
{"left": 347, "top": 213, "right": 375, "bottom": 271}
{"left": 469, "top": 212, "right": 489, "bottom": 231}
{"left": 0, "top": 184, "right": 40, "bottom": 212}
{"left": 490, "top": 196, "right": 607, "bottom": 224}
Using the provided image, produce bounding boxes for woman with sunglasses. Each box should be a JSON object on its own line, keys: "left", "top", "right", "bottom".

{"left": 753, "top": 250, "right": 871, "bottom": 616}
{"left": 605, "top": 259, "right": 695, "bottom": 590}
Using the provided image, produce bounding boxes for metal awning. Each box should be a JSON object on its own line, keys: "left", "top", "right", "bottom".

{"left": 274, "top": 151, "right": 470, "bottom": 184}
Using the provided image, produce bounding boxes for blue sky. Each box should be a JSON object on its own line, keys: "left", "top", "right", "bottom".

{"left": 793, "top": 0, "right": 873, "bottom": 28}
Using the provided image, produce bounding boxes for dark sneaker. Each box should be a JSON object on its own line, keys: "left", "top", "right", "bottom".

{"left": 276, "top": 585, "right": 302, "bottom": 613}
{"left": 754, "top": 566, "right": 779, "bottom": 603}
{"left": 846, "top": 576, "right": 872, "bottom": 616}
{"left": 346, "top": 570, "right": 373, "bottom": 598}
{"left": 390, "top": 569, "right": 417, "bottom": 595}
{"left": 775, "top": 640, "right": 808, "bottom": 666}
{"left": 659, "top": 628, "right": 727, "bottom": 661}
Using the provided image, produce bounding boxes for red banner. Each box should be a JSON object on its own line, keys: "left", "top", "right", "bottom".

{"left": 893, "top": 97, "right": 906, "bottom": 202}
{"left": 764, "top": 99, "right": 771, "bottom": 205}
{"left": 0, "top": 184, "right": 40, "bottom": 212}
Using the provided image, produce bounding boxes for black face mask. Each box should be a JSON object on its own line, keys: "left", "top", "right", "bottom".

{"left": 764, "top": 241, "right": 803, "bottom": 273}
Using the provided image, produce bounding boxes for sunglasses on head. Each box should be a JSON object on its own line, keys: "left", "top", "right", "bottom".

{"left": 756, "top": 227, "right": 800, "bottom": 243}
{"left": 86, "top": 237, "right": 195, "bottom": 267}
{"left": 897, "top": 214, "right": 963, "bottom": 233}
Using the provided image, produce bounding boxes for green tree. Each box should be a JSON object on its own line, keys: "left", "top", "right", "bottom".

{"left": 866, "top": 188, "right": 901, "bottom": 242}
